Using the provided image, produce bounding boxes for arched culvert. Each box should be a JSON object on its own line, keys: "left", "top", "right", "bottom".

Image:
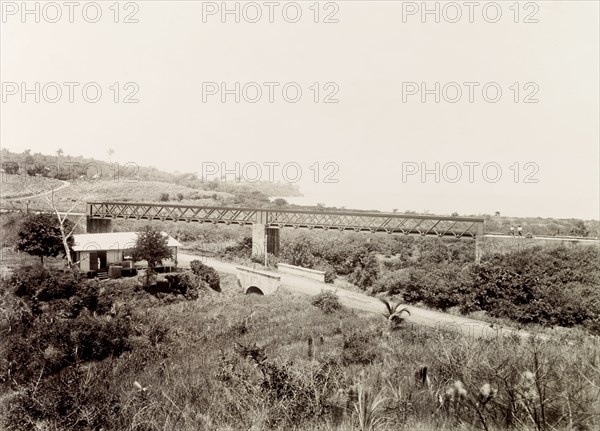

{"left": 246, "top": 286, "right": 264, "bottom": 295}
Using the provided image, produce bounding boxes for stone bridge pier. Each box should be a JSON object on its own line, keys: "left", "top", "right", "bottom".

{"left": 251, "top": 210, "right": 280, "bottom": 259}
{"left": 86, "top": 217, "right": 113, "bottom": 233}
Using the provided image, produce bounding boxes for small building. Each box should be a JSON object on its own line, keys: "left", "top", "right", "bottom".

{"left": 71, "top": 231, "right": 181, "bottom": 275}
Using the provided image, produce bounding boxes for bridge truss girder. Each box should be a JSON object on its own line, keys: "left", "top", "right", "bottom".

{"left": 87, "top": 202, "right": 484, "bottom": 239}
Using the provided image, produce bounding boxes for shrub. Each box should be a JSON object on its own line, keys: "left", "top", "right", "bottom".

{"left": 348, "top": 252, "right": 380, "bottom": 290}
{"left": 340, "top": 330, "right": 380, "bottom": 365}
{"left": 322, "top": 265, "right": 337, "bottom": 284}
{"left": 190, "top": 260, "right": 221, "bottom": 292}
{"left": 69, "top": 316, "right": 132, "bottom": 361}
{"left": 164, "top": 271, "right": 203, "bottom": 300}
{"left": 10, "top": 266, "right": 84, "bottom": 302}
{"left": 311, "top": 290, "right": 344, "bottom": 314}
{"left": 219, "top": 236, "right": 253, "bottom": 260}
{"left": 9, "top": 265, "right": 49, "bottom": 298}
{"left": 371, "top": 270, "right": 410, "bottom": 295}
{"left": 159, "top": 192, "right": 170, "bottom": 201}
{"left": 280, "top": 235, "right": 317, "bottom": 268}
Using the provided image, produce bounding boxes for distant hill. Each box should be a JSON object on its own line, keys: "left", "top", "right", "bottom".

{"left": 0, "top": 148, "right": 302, "bottom": 209}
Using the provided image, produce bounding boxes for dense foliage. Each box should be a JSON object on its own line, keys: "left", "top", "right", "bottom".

{"left": 190, "top": 259, "right": 221, "bottom": 292}
{"left": 16, "top": 213, "right": 74, "bottom": 265}
{"left": 0, "top": 261, "right": 218, "bottom": 429}
{"left": 274, "top": 232, "right": 600, "bottom": 333}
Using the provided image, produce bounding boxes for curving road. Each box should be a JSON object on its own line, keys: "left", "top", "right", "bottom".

{"left": 3, "top": 179, "right": 71, "bottom": 201}
{"left": 178, "top": 252, "right": 537, "bottom": 340}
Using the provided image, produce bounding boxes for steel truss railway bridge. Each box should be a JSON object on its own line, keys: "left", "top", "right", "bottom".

{"left": 83, "top": 202, "right": 486, "bottom": 261}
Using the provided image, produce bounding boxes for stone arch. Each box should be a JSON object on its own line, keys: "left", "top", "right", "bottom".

{"left": 245, "top": 286, "right": 264, "bottom": 295}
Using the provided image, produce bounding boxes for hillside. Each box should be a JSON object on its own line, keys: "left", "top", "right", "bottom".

{"left": 0, "top": 148, "right": 305, "bottom": 217}
{"left": 0, "top": 148, "right": 302, "bottom": 207}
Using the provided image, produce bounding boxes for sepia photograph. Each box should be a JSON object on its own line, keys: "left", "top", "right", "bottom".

{"left": 0, "top": 1, "right": 599, "bottom": 430}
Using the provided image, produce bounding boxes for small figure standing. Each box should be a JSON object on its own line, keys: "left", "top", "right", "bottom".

{"left": 517, "top": 225, "right": 523, "bottom": 236}
{"left": 510, "top": 226, "right": 515, "bottom": 237}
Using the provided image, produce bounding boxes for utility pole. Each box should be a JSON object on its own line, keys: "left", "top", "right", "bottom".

{"left": 264, "top": 230, "right": 268, "bottom": 267}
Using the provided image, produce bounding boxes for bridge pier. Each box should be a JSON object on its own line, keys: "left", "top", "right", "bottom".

{"left": 251, "top": 224, "right": 280, "bottom": 259}
{"left": 251, "top": 211, "right": 280, "bottom": 259}
{"left": 86, "top": 217, "right": 112, "bottom": 234}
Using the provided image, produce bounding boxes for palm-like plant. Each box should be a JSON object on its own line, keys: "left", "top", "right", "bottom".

{"left": 379, "top": 298, "right": 410, "bottom": 328}
{"left": 354, "top": 385, "right": 388, "bottom": 431}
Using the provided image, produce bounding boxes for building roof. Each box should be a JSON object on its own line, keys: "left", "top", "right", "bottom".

{"left": 72, "top": 231, "right": 182, "bottom": 252}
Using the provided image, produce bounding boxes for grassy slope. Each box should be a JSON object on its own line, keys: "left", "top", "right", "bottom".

{"left": 86, "top": 277, "right": 599, "bottom": 430}
{"left": 0, "top": 173, "right": 64, "bottom": 199}
{"left": 0, "top": 176, "right": 233, "bottom": 212}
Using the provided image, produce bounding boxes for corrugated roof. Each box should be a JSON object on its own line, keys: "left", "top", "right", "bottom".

{"left": 72, "top": 231, "right": 182, "bottom": 252}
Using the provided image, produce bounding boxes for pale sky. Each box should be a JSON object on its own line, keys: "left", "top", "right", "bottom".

{"left": 1, "top": 1, "right": 599, "bottom": 219}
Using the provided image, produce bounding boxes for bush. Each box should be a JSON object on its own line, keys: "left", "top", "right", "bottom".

{"left": 190, "top": 260, "right": 221, "bottom": 292}
{"left": 340, "top": 329, "right": 380, "bottom": 365}
{"left": 159, "top": 192, "right": 169, "bottom": 202}
{"left": 321, "top": 265, "right": 337, "bottom": 284}
{"left": 347, "top": 251, "right": 380, "bottom": 290}
{"left": 10, "top": 266, "right": 84, "bottom": 302}
{"left": 395, "top": 246, "right": 600, "bottom": 331}
{"left": 164, "top": 271, "right": 203, "bottom": 300}
{"left": 371, "top": 270, "right": 410, "bottom": 295}
{"left": 311, "top": 290, "right": 344, "bottom": 314}
{"left": 219, "top": 236, "right": 253, "bottom": 260}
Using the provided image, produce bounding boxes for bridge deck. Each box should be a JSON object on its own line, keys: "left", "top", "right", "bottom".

{"left": 86, "top": 202, "right": 484, "bottom": 238}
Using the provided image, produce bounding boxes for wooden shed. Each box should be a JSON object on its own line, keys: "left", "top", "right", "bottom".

{"left": 71, "top": 231, "right": 181, "bottom": 275}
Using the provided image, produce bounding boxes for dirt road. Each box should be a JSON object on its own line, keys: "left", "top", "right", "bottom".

{"left": 5, "top": 180, "right": 71, "bottom": 201}
{"left": 178, "top": 252, "right": 534, "bottom": 340}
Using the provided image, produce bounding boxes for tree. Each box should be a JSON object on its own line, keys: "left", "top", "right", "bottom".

{"left": 17, "top": 213, "right": 74, "bottom": 265}
{"left": 107, "top": 148, "right": 115, "bottom": 163}
{"left": 569, "top": 221, "right": 589, "bottom": 238}
{"left": 131, "top": 226, "right": 173, "bottom": 283}
{"left": 273, "top": 198, "right": 288, "bottom": 207}
{"left": 37, "top": 187, "right": 89, "bottom": 268}
{"left": 22, "top": 149, "right": 34, "bottom": 165}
